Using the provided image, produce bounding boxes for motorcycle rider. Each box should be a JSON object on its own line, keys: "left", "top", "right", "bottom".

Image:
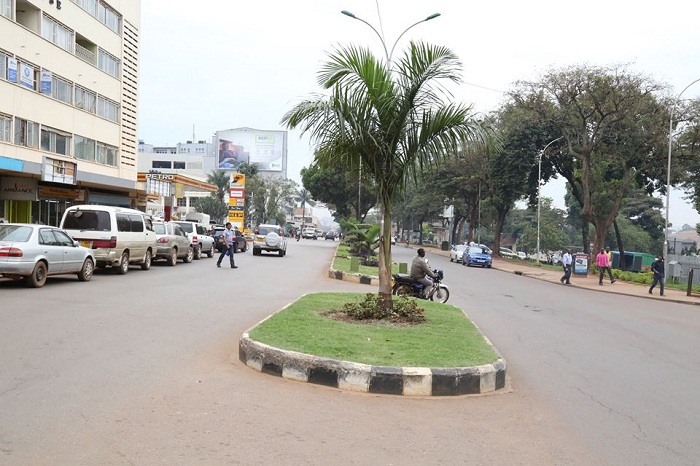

{"left": 410, "top": 248, "right": 437, "bottom": 298}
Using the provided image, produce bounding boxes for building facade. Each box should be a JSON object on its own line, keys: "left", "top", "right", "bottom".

{"left": 0, "top": 0, "right": 141, "bottom": 225}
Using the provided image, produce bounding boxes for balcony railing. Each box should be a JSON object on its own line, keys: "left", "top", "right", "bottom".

{"left": 75, "top": 43, "right": 96, "bottom": 65}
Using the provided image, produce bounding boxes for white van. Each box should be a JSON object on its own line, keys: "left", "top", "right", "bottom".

{"left": 60, "top": 205, "right": 156, "bottom": 274}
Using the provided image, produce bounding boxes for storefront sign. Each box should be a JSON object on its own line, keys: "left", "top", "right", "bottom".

{"left": 38, "top": 185, "right": 79, "bottom": 199}
{"left": 1, "top": 177, "right": 38, "bottom": 201}
{"left": 146, "top": 173, "right": 175, "bottom": 181}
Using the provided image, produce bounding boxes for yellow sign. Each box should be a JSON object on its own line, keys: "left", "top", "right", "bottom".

{"left": 230, "top": 173, "right": 246, "bottom": 188}
{"left": 228, "top": 210, "right": 244, "bottom": 221}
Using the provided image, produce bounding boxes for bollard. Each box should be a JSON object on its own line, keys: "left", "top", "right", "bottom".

{"left": 399, "top": 262, "right": 408, "bottom": 273}
{"left": 688, "top": 268, "right": 694, "bottom": 297}
{"left": 350, "top": 256, "right": 360, "bottom": 272}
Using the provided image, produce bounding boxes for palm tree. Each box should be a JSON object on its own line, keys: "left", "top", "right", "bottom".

{"left": 295, "top": 188, "right": 316, "bottom": 230}
{"left": 206, "top": 169, "right": 230, "bottom": 202}
{"left": 282, "top": 42, "right": 488, "bottom": 308}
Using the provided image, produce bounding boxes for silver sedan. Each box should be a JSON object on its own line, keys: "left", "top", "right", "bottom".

{"left": 0, "top": 223, "right": 95, "bottom": 288}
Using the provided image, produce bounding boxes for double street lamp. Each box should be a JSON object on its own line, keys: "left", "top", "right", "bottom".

{"left": 664, "top": 77, "right": 700, "bottom": 273}
{"left": 341, "top": 9, "right": 441, "bottom": 222}
{"left": 536, "top": 136, "right": 563, "bottom": 263}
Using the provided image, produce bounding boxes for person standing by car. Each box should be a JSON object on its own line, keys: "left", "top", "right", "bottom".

{"left": 649, "top": 256, "right": 665, "bottom": 296}
{"left": 216, "top": 222, "right": 238, "bottom": 269}
{"left": 596, "top": 248, "right": 614, "bottom": 285}
{"left": 560, "top": 249, "right": 572, "bottom": 285}
{"left": 410, "top": 248, "right": 436, "bottom": 298}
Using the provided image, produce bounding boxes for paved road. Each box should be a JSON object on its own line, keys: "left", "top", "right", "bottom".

{"left": 1, "top": 241, "right": 697, "bottom": 465}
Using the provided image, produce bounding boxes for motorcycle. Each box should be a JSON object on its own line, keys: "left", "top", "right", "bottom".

{"left": 391, "top": 269, "right": 450, "bottom": 303}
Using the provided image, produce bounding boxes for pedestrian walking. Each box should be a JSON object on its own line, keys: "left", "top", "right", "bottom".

{"left": 216, "top": 222, "right": 238, "bottom": 269}
{"left": 596, "top": 248, "right": 615, "bottom": 285}
{"left": 649, "top": 256, "right": 665, "bottom": 296}
{"left": 604, "top": 247, "right": 615, "bottom": 282}
{"left": 560, "top": 249, "right": 572, "bottom": 284}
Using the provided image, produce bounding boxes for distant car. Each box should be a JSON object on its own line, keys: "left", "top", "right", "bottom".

{"left": 449, "top": 244, "right": 468, "bottom": 262}
{"left": 302, "top": 227, "right": 317, "bottom": 239}
{"left": 517, "top": 251, "right": 527, "bottom": 260}
{"left": 253, "top": 224, "right": 287, "bottom": 257}
{"left": 153, "top": 221, "right": 193, "bottom": 265}
{"left": 172, "top": 220, "right": 215, "bottom": 259}
{"left": 499, "top": 247, "right": 518, "bottom": 259}
{"left": 0, "top": 223, "right": 95, "bottom": 287}
{"left": 462, "top": 245, "right": 492, "bottom": 268}
{"left": 211, "top": 227, "right": 248, "bottom": 253}
{"left": 324, "top": 231, "right": 336, "bottom": 241}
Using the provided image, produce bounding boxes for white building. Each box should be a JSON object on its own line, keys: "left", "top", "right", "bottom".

{"left": 0, "top": 0, "right": 141, "bottom": 226}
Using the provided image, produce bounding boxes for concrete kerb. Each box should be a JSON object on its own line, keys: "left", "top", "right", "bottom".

{"left": 236, "top": 295, "right": 508, "bottom": 397}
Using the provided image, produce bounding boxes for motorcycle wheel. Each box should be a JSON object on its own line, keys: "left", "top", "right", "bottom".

{"left": 430, "top": 285, "right": 450, "bottom": 303}
{"left": 393, "top": 284, "right": 414, "bottom": 298}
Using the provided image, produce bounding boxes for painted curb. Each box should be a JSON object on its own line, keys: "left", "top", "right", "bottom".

{"left": 328, "top": 268, "right": 378, "bottom": 286}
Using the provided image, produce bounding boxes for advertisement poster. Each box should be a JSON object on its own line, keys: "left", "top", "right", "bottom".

{"left": 573, "top": 253, "right": 589, "bottom": 275}
{"left": 7, "top": 57, "right": 17, "bottom": 83}
{"left": 216, "top": 129, "right": 286, "bottom": 172}
{"left": 20, "top": 63, "right": 34, "bottom": 90}
{"left": 40, "top": 70, "right": 52, "bottom": 94}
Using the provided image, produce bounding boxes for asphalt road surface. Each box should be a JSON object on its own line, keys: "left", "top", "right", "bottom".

{"left": 1, "top": 240, "right": 698, "bottom": 465}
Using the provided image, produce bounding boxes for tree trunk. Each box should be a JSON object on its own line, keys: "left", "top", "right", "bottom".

{"left": 581, "top": 220, "right": 589, "bottom": 254}
{"left": 467, "top": 204, "right": 477, "bottom": 244}
{"left": 493, "top": 208, "right": 508, "bottom": 255}
{"left": 613, "top": 219, "right": 626, "bottom": 271}
{"left": 378, "top": 205, "right": 393, "bottom": 310}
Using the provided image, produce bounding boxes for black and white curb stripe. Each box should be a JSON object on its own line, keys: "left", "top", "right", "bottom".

{"left": 328, "top": 268, "right": 378, "bottom": 286}
{"left": 238, "top": 334, "right": 506, "bottom": 396}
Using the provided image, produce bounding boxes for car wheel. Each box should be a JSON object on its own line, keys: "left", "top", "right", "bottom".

{"left": 253, "top": 247, "right": 261, "bottom": 256}
{"left": 117, "top": 251, "right": 130, "bottom": 275}
{"left": 140, "top": 250, "right": 152, "bottom": 270}
{"left": 78, "top": 257, "right": 95, "bottom": 281}
{"left": 206, "top": 244, "right": 214, "bottom": 258}
{"left": 28, "top": 261, "right": 48, "bottom": 288}
{"left": 168, "top": 248, "right": 178, "bottom": 266}
{"left": 449, "top": 257, "right": 453, "bottom": 262}
{"left": 194, "top": 245, "right": 202, "bottom": 260}
{"left": 279, "top": 249, "right": 285, "bottom": 257}
{"left": 242, "top": 241, "right": 248, "bottom": 252}
{"left": 184, "top": 246, "right": 194, "bottom": 263}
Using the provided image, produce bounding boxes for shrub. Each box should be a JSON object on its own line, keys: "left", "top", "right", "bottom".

{"left": 340, "top": 293, "right": 425, "bottom": 323}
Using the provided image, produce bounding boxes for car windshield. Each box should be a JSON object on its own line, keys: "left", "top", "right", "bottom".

{"left": 174, "top": 222, "right": 193, "bottom": 233}
{"left": 62, "top": 210, "right": 111, "bottom": 231}
{"left": 258, "top": 226, "right": 278, "bottom": 235}
{"left": 0, "top": 225, "right": 32, "bottom": 242}
{"left": 469, "top": 246, "right": 489, "bottom": 255}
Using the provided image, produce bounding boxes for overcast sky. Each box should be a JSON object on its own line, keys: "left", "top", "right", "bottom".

{"left": 137, "top": 0, "right": 700, "bottom": 228}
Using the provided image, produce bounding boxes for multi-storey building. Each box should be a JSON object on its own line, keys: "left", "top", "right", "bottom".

{"left": 0, "top": 0, "right": 141, "bottom": 226}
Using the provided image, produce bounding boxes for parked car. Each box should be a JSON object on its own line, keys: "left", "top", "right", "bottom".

{"left": 517, "top": 251, "right": 527, "bottom": 260}
{"left": 253, "top": 224, "right": 287, "bottom": 257}
{"left": 499, "top": 247, "right": 518, "bottom": 259}
{"left": 302, "top": 227, "right": 317, "bottom": 239}
{"left": 172, "top": 220, "right": 215, "bottom": 259}
{"left": 324, "top": 231, "right": 336, "bottom": 241}
{"left": 60, "top": 205, "right": 156, "bottom": 274}
{"left": 153, "top": 221, "right": 193, "bottom": 265}
{"left": 211, "top": 226, "right": 248, "bottom": 253}
{"left": 462, "top": 245, "right": 492, "bottom": 268}
{"left": 0, "top": 223, "right": 95, "bottom": 287}
{"left": 449, "top": 244, "right": 468, "bottom": 262}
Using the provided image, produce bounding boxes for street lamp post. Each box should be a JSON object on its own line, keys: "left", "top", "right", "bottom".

{"left": 664, "top": 78, "right": 700, "bottom": 276}
{"left": 536, "top": 136, "right": 563, "bottom": 264}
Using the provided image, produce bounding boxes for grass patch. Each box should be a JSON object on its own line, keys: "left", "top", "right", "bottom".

{"left": 332, "top": 244, "right": 402, "bottom": 276}
{"left": 248, "top": 292, "right": 499, "bottom": 367}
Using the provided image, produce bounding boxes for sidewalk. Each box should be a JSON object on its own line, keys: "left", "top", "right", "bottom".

{"left": 425, "top": 246, "right": 700, "bottom": 307}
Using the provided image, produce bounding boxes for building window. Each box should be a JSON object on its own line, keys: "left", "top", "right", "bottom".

{"left": 73, "top": 0, "right": 97, "bottom": 16}
{"left": 173, "top": 161, "right": 186, "bottom": 169}
{"left": 41, "top": 14, "right": 74, "bottom": 53}
{"left": 41, "top": 127, "right": 71, "bottom": 156}
{"left": 74, "top": 134, "right": 96, "bottom": 162}
{"left": 0, "top": 50, "right": 7, "bottom": 80}
{"left": 75, "top": 86, "right": 96, "bottom": 113}
{"left": 44, "top": 158, "right": 76, "bottom": 184}
{"left": 14, "top": 118, "right": 40, "bottom": 148}
{"left": 98, "top": 2, "right": 121, "bottom": 34}
{"left": 0, "top": 114, "right": 10, "bottom": 142}
{"left": 0, "top": 0, "right": 11, "bottom": 20}
{"left": 97, "top": 49, "right": 119, "bottom": 77}
{"left": 51, "top": 74, "right": 73, "bottom": 104}
{"left": 176, "top": 197, "right": 187, "bottom": 208}
{"left": 152, "top": 161, "right": 172, "bottom": 169}
{"left": 97, "top": 96, "right": 119, "bottom": 122}
{"left": 96, "top": 142, "right": 117, "bottom": 166}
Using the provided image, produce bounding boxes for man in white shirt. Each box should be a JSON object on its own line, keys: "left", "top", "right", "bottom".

{"left": 216, "top": 222, "right": 238, "bottom": 269}
{"left": 560, "top": 249, "right": 572, "bottom": 285}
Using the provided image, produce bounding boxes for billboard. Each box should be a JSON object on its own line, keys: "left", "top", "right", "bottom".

{"left": 215, "top": 128, "right": 287, "bottom": 173}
